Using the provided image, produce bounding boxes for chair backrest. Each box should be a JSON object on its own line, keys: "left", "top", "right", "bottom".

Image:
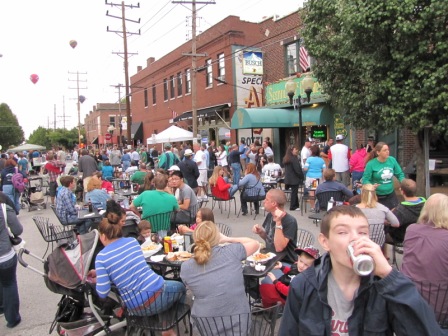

{"left": 413, "top": 280, "right": 448, "bottom": 329}
{"left": 145, "top": 211, "right": 174, "bottom": 233}
{"left": 241, "top": 184, "right": 265, "bottom": 202}
{"left": 315, "top": 190, "right": 345, "bottom": 211}
{"left": 50, "top": 204, "right": 67, "bottom": 224}
{"left": 250, "top": 302, "right": 282, "bottom": 336}
{"left": 369, "top": 222, "right": 386, "bottom": 246}
{"left": 32, "top": 216, "right": 52, "bottom": 241}
{"left": 119, "top": 287, "right": 189, "bottom": 331}
{"left": 193, "top": 313, "right": 251, "bottom": 336}
{"left": 296, "top": 229, "right": 315, "bottom": 249}
{"left": 216, "top": 222, "right": 232, "bottom": 237}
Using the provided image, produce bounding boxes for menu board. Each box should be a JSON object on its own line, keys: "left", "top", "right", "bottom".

{"left": 311, "top": 126, "right": 327, "bottom": 139}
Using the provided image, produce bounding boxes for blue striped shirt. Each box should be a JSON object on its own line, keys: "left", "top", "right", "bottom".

{"left": 95, "top": 237, "right": 164, "bottom": 308}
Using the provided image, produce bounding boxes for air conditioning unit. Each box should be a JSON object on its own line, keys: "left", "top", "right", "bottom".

{"left": 217, "top": 75, "right": 226, "bottom": 83}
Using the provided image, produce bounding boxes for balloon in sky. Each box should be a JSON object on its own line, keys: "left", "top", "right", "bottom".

{"left": 30, "top": 74, "right": 39, "bottom": 84}
{"left": 69, "top": 40, "right": 77, "bottom": 49}
{"left": 79, "top": 95, "right": 86, "bottom": 103}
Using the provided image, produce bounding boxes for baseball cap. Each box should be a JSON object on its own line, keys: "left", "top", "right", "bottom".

{"left": 168, "top": 165, "right": 180, "bottom": 171}
{"left": 184, "top": 149, "right": 194, "bottom": 156}
{"left": 295, "top": 246, "right": 320, "bottom": 259}
{"left": 335, "top": 134, "right": 345, "bottom": 141}
{"left": 164, "top": 143, "right": 172, "bottom": 149}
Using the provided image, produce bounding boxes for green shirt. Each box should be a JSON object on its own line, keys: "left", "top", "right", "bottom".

{"left": 133, "top": 190, "right": 179, "bottom": 220}
{"left": 130, "top": 171, "right": 147, "bottom": 185}
{"left": 362, "top": 156, "right": 405, "bottom": 196}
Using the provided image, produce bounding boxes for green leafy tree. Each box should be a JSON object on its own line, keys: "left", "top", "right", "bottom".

{"left": 0, "top": 103, "right": 25, "bottom": 149}
{"left": 302, "top": 0, "right": 448, "bottom": 194}
{"left": 28, "top": 127, "right": 51, "bottom": 149}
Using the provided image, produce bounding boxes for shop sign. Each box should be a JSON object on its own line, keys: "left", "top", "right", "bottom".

{"left": 243, "top": 51, "right": 263, "bottom": 75}
{"left": 265, "top": 77, "right": 322, "bottom": 105}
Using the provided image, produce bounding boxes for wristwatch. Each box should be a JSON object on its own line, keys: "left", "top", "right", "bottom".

{"left": 275, "top": 225, "right": 283, "bottom": 230}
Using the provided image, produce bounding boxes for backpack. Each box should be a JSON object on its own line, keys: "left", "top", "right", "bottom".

{"left": 12, "top": 173, "right": 26, "bottom": 193}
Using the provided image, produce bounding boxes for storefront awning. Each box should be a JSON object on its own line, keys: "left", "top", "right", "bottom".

{"left": 131, "top": 122, "right": 143, "bottom": 140}
{"left": 173, "top": 103, "right": 231, "bottom": 122}
{"left": 231, "top": 105, "right": 331, "bottom": 129}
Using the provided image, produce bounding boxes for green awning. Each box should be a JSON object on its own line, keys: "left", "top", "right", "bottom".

{"left": 231, "top": 105, "right": 331, "bottom": 129}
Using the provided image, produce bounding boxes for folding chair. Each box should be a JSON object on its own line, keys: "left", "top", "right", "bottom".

{"left": 216, "top": 222, "right": 232, "bottom": 237}
{"left": 369, "top": 222, "right": 386, "bottom": 247}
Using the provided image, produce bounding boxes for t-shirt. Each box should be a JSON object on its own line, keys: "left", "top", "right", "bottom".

{"left": 180, "top": 243, "right": 250, "bottom": 320}
{"left": 178, "top": 183, "right": 198, "bottom": 209}
{"left": 194, "top": 149, "right": 207, "bottom": 170}
{"left": 304, "top": 156, "right": 326, "bottom": 178}
{"left": 130, "top": 171, "right": 147, "bottom": 185}
{"left": 329, "top": 144, "right": 350, "bottom": 172}
{"left": 262, "top": 213, "right": 298, "bottom": 264}
{"left": 362, "top": 157, "right": 405, "bottom": 196}
{"left": 133, "top": 190, "right": 179, "bottom": 220}
{"left": 327, "top": 271, "right": 353, "bottom": 336}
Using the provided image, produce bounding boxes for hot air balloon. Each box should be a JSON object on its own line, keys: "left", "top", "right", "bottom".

{"left": 79, "top": 95, "right": 86, "bottom": 103}
{"left": 30, "top": 74, "right": 39, "bottom": 84}
{"left": 69, "top": 40, "right": 77, "bottom": 49}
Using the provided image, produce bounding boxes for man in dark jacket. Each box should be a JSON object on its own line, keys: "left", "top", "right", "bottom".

{"left": 78, "top": 149, "right": 98, "bottom": 199}
{"left": 280, "top": 205, "right": 443, "bottom": 336}
{"left": 177, "top": 149, "right": 199, "bottom": 193}
{"left": 387, "top": 178, "right": 426, "bottom": 243}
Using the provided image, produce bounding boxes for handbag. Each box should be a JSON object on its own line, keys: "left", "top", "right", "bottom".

{"left": 1, "top": 203, "right": 26, "bottom": 251}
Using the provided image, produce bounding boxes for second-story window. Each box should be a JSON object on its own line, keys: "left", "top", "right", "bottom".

{"left": 163, "top": 78, "right": 168, "bottom": 101}
{"left": 185, "top": 69, "right": 191, "bottom": 94}
{"left": 109, "top": 116, "right": 116, "bottom": 127}
{"left": 205, "top": 59, "right": 213, "bottom": 87}
{"left": 177, "top": 72, "right": 182, "bottom": 96}
{"left": 144, "top": 88, "right": 148, "bottom": 107}
{"left": 170, "top": 75, "right": 175, "bottom": 99}
{"left": 217, "top": 53, "right": 225, "bottom": 81}
{"left": 152, "top": 84, "right": 156, "bottom": 104}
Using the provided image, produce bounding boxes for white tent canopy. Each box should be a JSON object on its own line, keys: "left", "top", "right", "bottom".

{"left": 146, "top": 125, "right": 199, "bottom": 145}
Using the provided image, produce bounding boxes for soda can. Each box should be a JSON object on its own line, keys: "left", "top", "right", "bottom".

{"left": 347, "top": 243, "right": 374, "bottom": 276}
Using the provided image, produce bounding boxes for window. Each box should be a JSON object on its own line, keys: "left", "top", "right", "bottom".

{"left": 177, "top": 72, "right": 182, "bottom": 96}
{"left": 152, "top": 84, "right": 156, "bottom": 104}
{"left": 285, "top": 42, "right": 299, "bottom": 75}
{"left": 185, "top": 69, "right": 191, "bottom": 94}
{"left": 205, "top": 59, "right": 213, "bottom": 87}
{"left": 170, "top": 75, "right": 175, "bottom": 99}
{"left": 163, "top": 78, "right": 168, "bottom": 101}
{"left": 109, "top": 116, "right": 116, "bottom": 127}
{"left": 217, "top": 53, "right": 225, "bottom": 81}
{"left": 144, "top": 88, "right": 148, "bottom": 107}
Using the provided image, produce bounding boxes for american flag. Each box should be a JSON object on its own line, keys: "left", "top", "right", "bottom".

{"left": 169, "top": 107, "right": 177, "bottom": 119}
{"left": 299, "top": 46, "right": 310, "bottom": 72}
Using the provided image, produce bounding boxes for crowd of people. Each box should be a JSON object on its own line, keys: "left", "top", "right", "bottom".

{"left": 1, "top": 135, "right": 447, "bottom": 335}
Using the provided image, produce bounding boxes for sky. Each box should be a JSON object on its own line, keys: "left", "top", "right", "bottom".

{"left": 0, "top": 0, "right": 303, "bottom": 139}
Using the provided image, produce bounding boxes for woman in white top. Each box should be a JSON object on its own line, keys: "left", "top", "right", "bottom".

{"left": 216, "top": 145, "right": 230, "bottom": 177}
{"left": 246, "top": 144, "right": 257, "bottom": 165}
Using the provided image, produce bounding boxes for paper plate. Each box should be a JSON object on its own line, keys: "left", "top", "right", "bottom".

{"left": 141, "top": 242, "right": 162, "bottom": 258}
{"left": 247, "top": 252, "right": 276, "bottom": 264}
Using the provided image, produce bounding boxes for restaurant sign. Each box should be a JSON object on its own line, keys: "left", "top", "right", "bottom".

{"left": 265, "top": 76, "right": 322, "bottom": 105}
{"left": 243, "top": 51, "right": 263, "bottom": 75}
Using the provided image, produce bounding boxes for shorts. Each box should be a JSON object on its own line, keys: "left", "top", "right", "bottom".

{"left": 49, "top": 181, "right": 57, "bottom": 197}
{"left": 197, "top": 170, "right": 208, "bottom": 186}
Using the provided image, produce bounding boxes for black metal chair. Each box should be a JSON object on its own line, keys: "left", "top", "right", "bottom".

{"left": 390, "top": 240, "right": 404, "bottom": 269}
{"left": 296, "top": 228, "right": 316, "bottom": 249}
{"left": 32, "top": 216, "right": 75, "bottom": 257}
{"left": 412, "top": 280, "right": 448, "bottom": 329}
{"left": 119, "top": 287, "right": 192, "bottom": 336}
{"left": 49, "top": 204, "right": 77, "bottom": 232}
{"left": 216, "top": 222, "right": 232, "bottom": 237}
{"left": 206, "top": 181, "right": 237, "bottom": 218}
{"left": 369, "top": 222, "right": 386, "bottom": 247}
{"left": 308, "top": 190, "right": 345, "bottom": 226}
{"left": 237, "top": 185, "right": 266, "bottom": 220}
{"left": 192, "top": 302, "right": 282, "bottom": 336}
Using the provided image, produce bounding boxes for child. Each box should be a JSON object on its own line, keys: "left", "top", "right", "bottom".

{"left": 280, "top": 205, "right": 444, "bottom": 335}
{"left": 137, "top": 220, "right": 152, "bottom": 245}
{"left": 259, "top": 246, "right": 320, "bottom": 308}
{"left": 177, "top": 207, "right": 215, "bottom": 235}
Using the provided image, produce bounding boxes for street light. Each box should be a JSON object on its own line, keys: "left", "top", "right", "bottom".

{"left": 285, "top": 72, "right": 315, "bottom": 148}
{"left": 108, "top": 125, "right": 116, "bottom": 145}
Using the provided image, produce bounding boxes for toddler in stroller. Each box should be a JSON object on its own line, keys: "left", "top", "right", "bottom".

{"left": 18, "top": 229, "right": 126, "bottom": 336}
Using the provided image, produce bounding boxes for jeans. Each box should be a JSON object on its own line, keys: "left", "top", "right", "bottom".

{"left": 231, "top": 163, "right": 241, "bottom": 185}
{"left": 122, "top": 161, "right": 130, "bottom": 172}
{"left": 289, "top": 184, "right": 300, "bottom": 210}
{"left": 351, "top": 171, "right": 363, "bottom": 186}
{"left": 0, "top": 254, "right": 21, "bottom": 327}
{"left": 2, "top": 185, "right": 20, "bottom": 214}
{"left": 137, "top": 281, "right": 186, "bottom": 316}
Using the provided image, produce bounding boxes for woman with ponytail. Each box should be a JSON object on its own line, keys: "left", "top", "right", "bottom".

{"left": 180, "top": 221, "right": 259, "bottom": 331}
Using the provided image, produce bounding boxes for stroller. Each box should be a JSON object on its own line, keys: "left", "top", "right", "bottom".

{"left": 18, "top": 230, "right": 127, "bottom": 335}
{"left": 20, "top": 176, "right": 47, "bottom": 211}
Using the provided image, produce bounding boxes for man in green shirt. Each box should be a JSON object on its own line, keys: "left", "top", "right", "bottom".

{"left": 130, "top": 162, "right": 149, "bottom": 185}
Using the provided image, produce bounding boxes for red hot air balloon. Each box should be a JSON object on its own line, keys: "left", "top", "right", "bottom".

{"left": 69, "top": 40, "right": 77, "bottom": 49}
{"left": 30, "top": 74, "right": 39, "bottom": 84}
{"left": 79, "top": 95, "right": 86, "bottom": 103}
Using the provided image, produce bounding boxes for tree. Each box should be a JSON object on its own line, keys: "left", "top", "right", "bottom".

{"left": 28, "top": 127, "right": 52, "bottom": 149}
{"left": 302, "top": 0, "right": 448, "bottom": 194}
{"left": 0, "top": 103, "right": 25, "bottom": 149}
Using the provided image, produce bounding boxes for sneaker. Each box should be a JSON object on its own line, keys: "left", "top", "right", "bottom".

{"left": 290, "top": 208, "right": 301, "bottom": 211}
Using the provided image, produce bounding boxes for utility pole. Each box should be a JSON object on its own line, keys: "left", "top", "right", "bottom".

{"left": 68, "top": 71, "right": 88, "bottom": 146}
{"left": 106, "top": 1, "right": 140, "bottom": 147}
{"left": 54, "top": 104, "right": 56, "bottom": 130}
{"left": 111, "top": 83, "right": 125, "bottom": 148}
{"left": 176, "top": 0, "right": 215, "bottom": 143}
